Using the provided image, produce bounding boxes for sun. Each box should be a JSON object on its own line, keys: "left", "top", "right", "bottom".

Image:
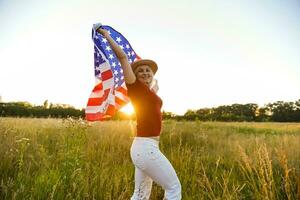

{"left": 120, "top": 103, "right": 135, "bottom": 115}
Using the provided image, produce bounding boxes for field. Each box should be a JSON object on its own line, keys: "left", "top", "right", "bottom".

{"left": 0, "top": 118, "right": 300, "bottom": 200}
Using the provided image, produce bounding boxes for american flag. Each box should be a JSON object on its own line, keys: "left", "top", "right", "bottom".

{"left": 85, "top": 25, "right": 140, "bottom": 121}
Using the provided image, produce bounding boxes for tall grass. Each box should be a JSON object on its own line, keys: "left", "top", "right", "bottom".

{"left": 0, "top": 118, "right": 299, "bottom": 199}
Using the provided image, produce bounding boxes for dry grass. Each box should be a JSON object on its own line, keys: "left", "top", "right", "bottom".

{"left": 0, "top": 118, "right": 300, "bottom": 199}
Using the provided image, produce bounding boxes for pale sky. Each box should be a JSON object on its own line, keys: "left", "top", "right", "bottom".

{"left": 1, "top": 0, "right": 300, "bottom": 114}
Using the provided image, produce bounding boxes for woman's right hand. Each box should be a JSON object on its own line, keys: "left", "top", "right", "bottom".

{"left": 97, "top": 28, "right": 109, "bottom": 37}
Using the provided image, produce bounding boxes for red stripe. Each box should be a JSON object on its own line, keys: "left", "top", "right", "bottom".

{"left": 115, "top": 96, "right": 126, "bottom": 106}
{"left": 105, "top": 104, "right": 115, "bottom": 116}
{"left": 92, "top": 82, "right": 103, "bottom": 92}
{"left": 115, "top": 98, "right": 127, "bottom": 109}
{"left": 101, "top": 70, "right": 113, "bottom": 81}
{"left": 103, "top": 89, "right": 110, "bottom": 98}
{"left": 87, "top": 97, "right": 103, "bottom": 106}
{"left": 86, "top": 81, "right": 129, "bottom": 121}
{"left": 85, "top": 112, "right": 105, "bottom": 121}
{"left": 116, "top": 86, "right": 127, "bottom": 96}
{"left": 85, "top": 112, "right": 113, "bottom": 121}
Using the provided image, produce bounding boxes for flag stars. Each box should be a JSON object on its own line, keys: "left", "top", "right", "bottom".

{"left": 131, "top": 51, "right": 135, "bottom": 56}
{"left": 114, "top": 70, "right": 118, "bottom": 75}
{"left": 106, "top": 46, "right": 111, "bottom": 51}
{"left": 119, "top": 45, "right": 124, "bottom": 49}
{"left": 102, "top": 38, "right": 108, "bottom": 43}
{"left": 109, "top": 54, "right": 114, "bottom": 59}
{"left": 116, "top": 37, "right": 122, "bottom": 43}
{"left": 125, "top": 44, "right": 130, "bottom": 49}
{"left": 112, "top": 62, "right": 116, "bottom": 67}
{"left": 127, "top": 52, "right": 131, "bottom": 57}
{"left": 95, "top": 66, "right": 101, "bottom": 72}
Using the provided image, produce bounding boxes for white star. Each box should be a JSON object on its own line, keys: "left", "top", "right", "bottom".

{"left": 109, "top": 54, "right": 114, "bottom": 59}
{"left": 102, "top": 38, "right": 108, "bottom": 43}
{"left": 108, "top": 30, "right": 111, "bottom": 35}
{"left": 120, "top": 69, "right": 123, "bottom": 73}
{"left": 125, "top": 44, "right": 130, "bottom": 49}
{"left": 106, "top": 46, "right": 111, "bottom": 51}
{"left": 119, "top": 45, "right": 124, "bottom": 49}
{"left": 116, "top": 37, "right": 122, "bottom": 43}
{"left": 127, "top": 52, "right": 131, "bottom": 57}
{"left": 115, "top": 78, "right": 119, "bottom": 82}
{"left": 112, "top": 62, "right": 116, "bottom": 67}
{"left": 121, "top": 76, "right": 124, "bottom": 80}
{"left": 118, "top": 62, "right": 121, "bottom": 66}
{"left": 114, "top": 70, "right": 118, "bottom": 75}
{"left": 131, "top": 51, "right": 135, "bottom": 56}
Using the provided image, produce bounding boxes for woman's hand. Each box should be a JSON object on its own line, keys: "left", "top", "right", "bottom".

{"left": 97, "top": 28, "right": 109, "bottom": 37}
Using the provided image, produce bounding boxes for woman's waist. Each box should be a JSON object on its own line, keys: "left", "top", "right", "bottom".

{"left": 136, "top": 136, "right": 160, "bottom": 141}
{"left": 133, "top": 136, "right": 160, "bottom": 145}
{"left": 136, "top": 128, "right": 161, "bottom": 138}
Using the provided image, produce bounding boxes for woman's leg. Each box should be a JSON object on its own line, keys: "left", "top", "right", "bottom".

{"left": 130, "top": 167, "right": 153, "bottom": 200}
{"left": 144, "top": 147, "right": 181, "bottom": 200}
{"left": 130, "top": 137, "right": 181, "bottom": 199}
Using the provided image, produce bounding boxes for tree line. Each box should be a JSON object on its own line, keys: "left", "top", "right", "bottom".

{"left": 1, "top": 99, "right": 300, "bottom": 122}
{"left": 0, "top": 101, "right": 84, "bottom": 118}
{"left": 178, "top": 100, "right": 300, "bottom": 122}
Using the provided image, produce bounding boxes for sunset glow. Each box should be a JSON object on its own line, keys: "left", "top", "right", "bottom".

{"left": 120, "top": 103, "right": 135, "bottom": 115}
{"left": 0, "top": 0, "right": 299, "bottom": 114}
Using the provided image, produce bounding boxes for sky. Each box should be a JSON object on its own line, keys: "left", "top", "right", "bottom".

{"left": 0, "top": 0, "right": 300, "bottom": 114}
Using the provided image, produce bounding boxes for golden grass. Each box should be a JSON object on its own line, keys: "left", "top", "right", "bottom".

{"left": 0, "top": 118, "right": 300, "bottom": 199}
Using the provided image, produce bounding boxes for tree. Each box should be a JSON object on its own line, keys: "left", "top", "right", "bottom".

{"left": 43, "top": 100, "right": 49, "bottom": 109}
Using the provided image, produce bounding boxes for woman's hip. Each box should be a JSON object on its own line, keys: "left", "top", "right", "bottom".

{"left": 130, "top": 137, "right": 180, "bottom": 191}
{"left": 131, "top": 137, "right": 175, "bottom": 169}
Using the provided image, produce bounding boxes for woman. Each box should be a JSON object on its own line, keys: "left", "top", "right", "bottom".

{"left": 97, "top": 28, "right": 181, "bottom": 200}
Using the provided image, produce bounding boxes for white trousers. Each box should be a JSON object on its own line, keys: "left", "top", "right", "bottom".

{"left": 130, "top": 137, "right": 181, "bottom": 200}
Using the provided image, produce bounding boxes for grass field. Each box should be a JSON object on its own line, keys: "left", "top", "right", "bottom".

{"left": 0, "top": 117, "right": 300, "bottom": 200}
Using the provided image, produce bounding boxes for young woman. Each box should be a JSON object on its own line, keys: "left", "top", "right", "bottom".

{"left": 97, "top": 28, "right": 181, "bottom": 200}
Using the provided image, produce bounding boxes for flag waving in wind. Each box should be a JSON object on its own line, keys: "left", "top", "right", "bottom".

{"left": 85, "top": 24, "right": 140, "bottom": 121}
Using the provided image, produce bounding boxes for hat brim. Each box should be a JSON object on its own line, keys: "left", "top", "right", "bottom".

{"left": 131, "top": 59, "right": 158, "bottom": 74}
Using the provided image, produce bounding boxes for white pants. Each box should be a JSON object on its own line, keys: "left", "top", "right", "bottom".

{"left": 130, "top": 137, "right": 181, "bottom": 200}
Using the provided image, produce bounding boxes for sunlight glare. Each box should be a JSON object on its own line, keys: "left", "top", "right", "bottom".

{"left": 120, "top": 103, "right": 135, "bottom": 115}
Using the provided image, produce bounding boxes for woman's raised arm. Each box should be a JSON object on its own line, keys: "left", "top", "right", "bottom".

{"left": 97, "top": 28, "right": 136, "bottom": 84}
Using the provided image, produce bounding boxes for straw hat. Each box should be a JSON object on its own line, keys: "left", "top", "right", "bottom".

{"left": 131, "top": 59, "right": 158, "bottom": 74}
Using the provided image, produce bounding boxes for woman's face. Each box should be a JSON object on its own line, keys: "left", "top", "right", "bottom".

{"left": 134, "top": 65, "right": 154, "bottom": 87}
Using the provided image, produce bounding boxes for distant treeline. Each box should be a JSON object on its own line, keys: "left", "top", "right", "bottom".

{"left": 0, "top": 101, "right": 84, "bottom": 118}
{"left": 176, "top": 100, "right": 300, "bottom": 122}
{"left": 1, "top": 99, "right": 300, "bottom": 122}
